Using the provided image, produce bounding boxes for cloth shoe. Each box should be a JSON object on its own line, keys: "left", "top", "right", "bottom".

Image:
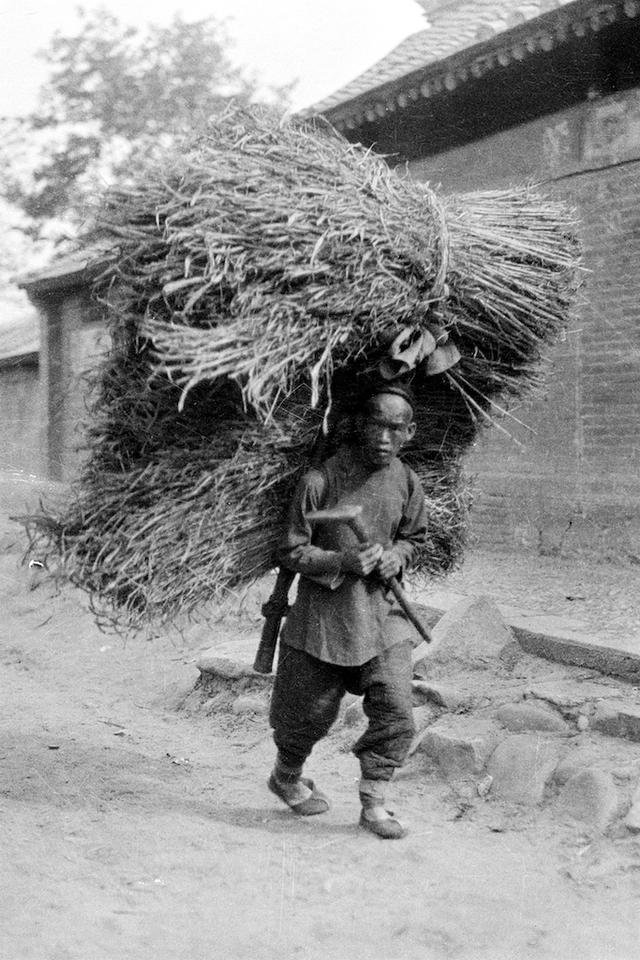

{"left": 268, "top": 773, "right": 330, "bottom": 816}
{"left": 359, "top": 807, "right": 407, "bottom": 839}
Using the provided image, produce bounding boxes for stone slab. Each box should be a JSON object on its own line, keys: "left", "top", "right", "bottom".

{"left": 418, "top": 595, "right": 514, "bottom": 668}
{"left": 528, "top": 680, "right": 624, "bottom": 709}
{"left": 419, "top": 716, "right": 502, "bottom": 779}
{"left": 514, "top": 627, "right": 640, "bottom": 684}
{"left": 487, "top": 734, "right": 562, "bottom": 804}
{"left": 494, "top": 702, "right": 572, "bottom": 736}
{"left": 623, "top": 784, "right": 640, "bottom": 833}
{"left": 552, "top": 746, "right": 603, "bottom": 786}
{"left": 413, "top": 600, "right": 640, "bottom": 683}
{"left": 624, "top": 802, "right": 640, "bottom": 832}
{"left": 231, "top": 695, "right": 268, "bottom": 716}
{"left": 196, "top": 637, "right": 269, "bottom": 679}
{"left": 411, "top": 680, "right": 475, "bottom": 712}
{"left": 559, "top": 768, "right": 621, "bottom": 831}
{"left": 196, "top": 653, "right": 257, "bottom": 680}
{"left": 592, "top": 700, "right": 640, "bottom": 742}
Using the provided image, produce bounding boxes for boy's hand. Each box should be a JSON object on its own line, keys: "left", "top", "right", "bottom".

{"left": 377, "top": 547, "right": 402, "bottom": 581}
{"left": 341, "top": 543, "right": 383, "bottom": 577}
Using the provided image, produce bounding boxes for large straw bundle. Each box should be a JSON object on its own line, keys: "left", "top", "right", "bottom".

{"left": 20, "top": 108, "right": 580, "bottom": 631}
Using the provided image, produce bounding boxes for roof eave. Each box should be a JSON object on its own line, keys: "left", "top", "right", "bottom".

{"left": 16, "top": 254, "right": 112, "bottom": 299}
{"left": 0, "top": 349, "right": 39, "bottom": 369}
{"left": 310, "top": 0, "right": 636, "bottom": 130}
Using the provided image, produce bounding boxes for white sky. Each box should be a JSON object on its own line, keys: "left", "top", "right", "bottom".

{"left": 0, "top": 0, "right": 425, "bottom": 116}
{"left": 0, "top": 0, "right": 426, "bottom": 310}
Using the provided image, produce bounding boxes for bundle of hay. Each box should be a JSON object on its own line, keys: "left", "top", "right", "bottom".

{"left": 20, "top": 108, "right": 580, "bottom": 631}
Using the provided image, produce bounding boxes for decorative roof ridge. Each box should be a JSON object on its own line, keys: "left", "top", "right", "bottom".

{"left": 304, "top": 0, "right": 639, "bottom": 129}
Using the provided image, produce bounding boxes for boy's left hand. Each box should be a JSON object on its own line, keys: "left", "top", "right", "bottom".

{"left": 377, "top": 547, "right": 402, "bottom": 581}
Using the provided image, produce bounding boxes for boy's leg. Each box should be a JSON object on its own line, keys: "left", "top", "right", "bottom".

{"left": 269, "top": 642, "right": 344, "bottom": 814}
{"left": 352, "top": 641, "right": 415, "bottom": 838}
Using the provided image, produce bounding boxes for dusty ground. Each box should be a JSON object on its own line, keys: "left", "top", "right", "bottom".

{"left": 2, "top": 476, "right": 640, "bottom": 960}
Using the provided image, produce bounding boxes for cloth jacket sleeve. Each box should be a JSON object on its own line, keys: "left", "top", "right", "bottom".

{"left": 277, "top": 469, "right": 345, "bottom": 590}
{"left": 391, "top": 468, "right": 428, "bottom": 575}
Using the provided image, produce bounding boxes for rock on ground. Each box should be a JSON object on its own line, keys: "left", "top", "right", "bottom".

{"left": 494, "top": 702, "right": 573, "bottom": 736}
{"left": 552, "top": 745, "right": 603, "bottom": 786}
{"left": 418, "top": 716, "right": 503, "bottom": 780}
{"left": 592, "top": 700, "right": 640, "bottom": 742}
{"left": 231, "top": 695, "right": 268, "bottom": 716}
{"left": 411, "top": 680, "right": 476, "bottom": 711}
{"left": 623, "top": 783, "right": 640, "bottom": 833}
{"left": 487, "top": 734, "right": 562, "bottom": 804}
{"left": 418, "top": 595, "right": 515, "bottom": 671}
{"left": 197, "top": 654, "right": 253, "bottom": 680}
{"left": 559, "top": 768, "right": 621, "bottom": 831}
{"left": 528, "top": 680, "right": 624, "bottom": 712}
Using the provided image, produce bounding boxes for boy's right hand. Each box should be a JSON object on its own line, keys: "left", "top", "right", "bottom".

{"left": 340, "top": 543, "right": 384, "bottom": 577}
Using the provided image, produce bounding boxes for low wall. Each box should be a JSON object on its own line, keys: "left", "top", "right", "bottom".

{"left": 410, "top": 89, "right": 640, "bottom": 563}
{"left": 0, "top": 357, "right": 45, "bottom": 479}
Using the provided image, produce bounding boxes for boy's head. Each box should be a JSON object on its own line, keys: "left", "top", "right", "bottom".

{"left": 356, "top": 383, "right": 416, "bottom": 468}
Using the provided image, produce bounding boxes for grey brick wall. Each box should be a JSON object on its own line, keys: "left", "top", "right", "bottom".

{"left": 409, "top": 89, "right": 640, "bottom": 563}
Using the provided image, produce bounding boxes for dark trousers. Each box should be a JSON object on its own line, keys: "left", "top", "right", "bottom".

{"left": 269, "top": 641, "right": 415, "bottom": 782}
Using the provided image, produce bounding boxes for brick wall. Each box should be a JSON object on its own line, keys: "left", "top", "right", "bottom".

{"left": 0, "top": 358, "right": 44, "bottom": 477}
{"left": 408, "top": 89, "right": 640, "bottom": 563}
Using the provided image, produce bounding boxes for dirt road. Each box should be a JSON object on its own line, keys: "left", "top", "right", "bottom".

{"left": 1, "top": 496, "right": 640, "bottom": 959}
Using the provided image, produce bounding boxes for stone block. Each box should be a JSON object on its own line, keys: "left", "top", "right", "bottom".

{"left": 196, "top": 636, "right": 266, "bottom": 676}
{"left": 418, "top": 716, "right": 502, "bottom": 779}
{"left": 624, "top": 803, "right": 640, "bottom": 833}
{"left": 411, "top": 680, "right": 473, "bottom": 712}
{"left": 494, "top": 702, "right": 572, "bottom": 736}
{"left": 418, "top": 596, "right": 514, "bottom": 670}
{"left": 197, "top": 653, "right": 253, "bottom": 679}
{"left": 487, "top": 734, "right": 562, "bottom": 804}
{"left": 560, "top": 768, "right": 620, "bottom": 831}
{"left": 529, "top": 680, "right": 623, "bottom": 712}
{"left": 515, "top": 631, "right": 640, "bottom": 684}
{"left": 552, "top": 746, "right": 601, "bottom": 786}
{"left": 623, "top": 784, "right": 640, "bottom": 833}
{"left": 592, "top": 700, "right": 640, "bottom": 742}
{"left": 231, "top": 695, "right": 268, "bottom": 716}
{"left": 407, "top": 705, "right": 438, "bottom": 756}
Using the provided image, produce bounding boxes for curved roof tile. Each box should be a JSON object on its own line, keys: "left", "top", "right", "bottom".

{"left": 306, "top": 0, "right": 572, "bottom": 115}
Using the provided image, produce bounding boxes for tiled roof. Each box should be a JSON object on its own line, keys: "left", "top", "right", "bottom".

{"left": 0, "top": 312, "right": 39, "bottom": 363}
{"left": 306, "top": 0, "right": 577, "bottom": 115}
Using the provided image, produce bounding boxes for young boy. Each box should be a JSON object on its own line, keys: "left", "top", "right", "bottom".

{"left": 268, "top": 383, "right": 427, "bottom": 839}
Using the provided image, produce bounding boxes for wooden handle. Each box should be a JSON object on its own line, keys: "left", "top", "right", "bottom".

{"left": 253, "top": 567, "right": 295, "bottom": 673}
{"left": 347, "top": 515, "right": 371, "bottom": 544}
{"left": 387, "top": 577, "right": 432, "bottom": 645}
{"left": 347, "top": 516, "right": 431, "bottom": 646}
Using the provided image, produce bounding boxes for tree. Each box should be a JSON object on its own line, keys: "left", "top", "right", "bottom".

{"left": 1, "top": 7, "right": 293, "bottom": 234}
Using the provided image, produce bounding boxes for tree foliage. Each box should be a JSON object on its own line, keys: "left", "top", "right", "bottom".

{"left": 1, "top": 7, "right": 292, "bottom": 231}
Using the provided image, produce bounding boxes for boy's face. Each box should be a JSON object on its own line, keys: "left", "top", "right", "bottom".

{"left": 358, "top": 393, "right": 416, "bottom": 468}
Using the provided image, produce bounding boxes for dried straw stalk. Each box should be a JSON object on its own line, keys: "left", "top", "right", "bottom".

{"left": 18, "top": 108, "right": 581, "bottom": 631}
